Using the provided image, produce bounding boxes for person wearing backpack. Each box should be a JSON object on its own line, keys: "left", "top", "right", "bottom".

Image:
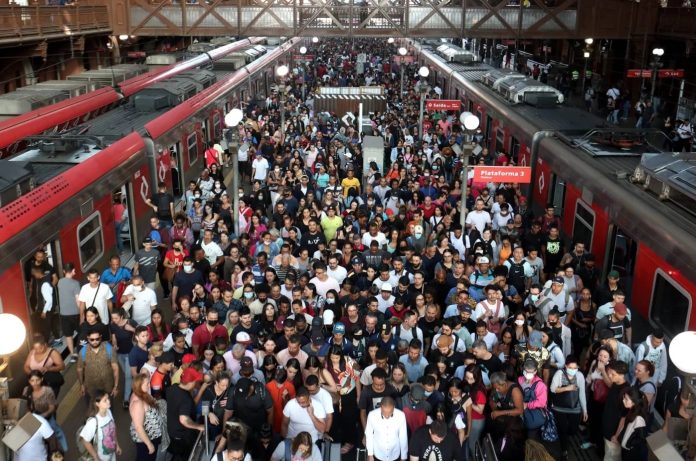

{"left": 534, "top": 277, "right": 574, "bottom": 325}
{"left": 78, "top": 389, "right": 121, "bottom": 461}
{"left": 76, "top": 327, "right": 119, "bottom": 405}
{"left": 550, "top": 355, "right": 587, "bottom": 461}
{"left": 634, "top": 328, "right": 667, "bottom": 387}
{"left": 270, "top": 432, "right": 321, "bottom": 461}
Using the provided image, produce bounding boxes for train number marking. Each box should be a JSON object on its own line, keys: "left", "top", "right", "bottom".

{"left": 538, "top": 172, "right": 545, "bottom": 193}
{"left": 140, "top": 176, "right": 150, "bottom": 203}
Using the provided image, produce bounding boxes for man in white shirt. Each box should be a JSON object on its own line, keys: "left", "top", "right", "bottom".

{"left": 308, "top": 262, "right": 340, "bottom": 298}
{"left": 14, "top": 413, "right": 55, "bottom": 461}
{"left": 282, "top": 388, "right": 327, "bottom": 444}
{"left": 364, "top": 396, "right": 408, "bottom": 461}
{"left": 465, "top": 199, "right": 491, "bottom": 233}
{"left": 78, "top": 268, "right": 113, "bottom": 324}
{"left": 362, "top": 222, "right": 388, "bottom": 247}
{"left": 120, "top": 275, "right": 158, "bottom": 326}
{"left": 200, "top": 229, "right": 224, "bottom": 269}
{"left": 305, "top": 374, "right": 335, "bottom": 438}
{"left": 252, "top": 151, "right": 269, "bottom": 181}
{"left": 377, "top": 284, "right": 395, "bottom": 313}
{"left": 326, "top": 255, "right": 348, "bottom": 284}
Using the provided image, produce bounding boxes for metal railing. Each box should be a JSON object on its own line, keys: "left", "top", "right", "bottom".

{"left": 474, "top": 434, "right": 499, "bottom": 461}
{"left": 0, "top": 4, "right": 111, "bottom": 43}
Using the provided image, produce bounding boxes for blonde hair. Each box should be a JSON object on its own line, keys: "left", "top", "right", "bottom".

{"left": 149, "top": 343, "right": 163, "bottom": 360}
{"left": 50, "top": 452, "right": 64, "bottom": 461}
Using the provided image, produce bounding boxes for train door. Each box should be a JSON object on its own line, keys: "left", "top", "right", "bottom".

{"left": 169, "top": 142, "right": 184, "bottom": 203}
{"left": 572, "top": 200, "right": 595, "bottom": 249}
{"left": 485, "top": 115, "right": 493, "bottom": 148}
{"left": 20, "top": 239, "right": 61, "bottom": 336}
{"left": 494, "top": 128, "right": 504, "bottom": 154}
{"left": 113, "top": 185, "right": 136, "bottom": 258}
{"left": 212, "top": 112, "right": 223, "bottom": 142}
{"left": 606, "top": 226, "right": 638, "bottom": 301}
{"left": 509, "top": 136, "right": 520, "bottom": 164}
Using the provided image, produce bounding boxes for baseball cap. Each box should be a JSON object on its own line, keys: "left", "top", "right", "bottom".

{"left": 312, "top": 334, "right": 325, "bottom": 345}
{"left": 598, "top": 329, "right": 614, "bottom": 340}
{"left": 459, "top": 305, "right": 473, "bottom": 314}
{"left": 275, "top": 316, "right": 286, "bottom": 331}
{"left": 181, "top": 353, "right": 196, "bottom": 365}
{"left": 478, "top": 256, "right": 490, "bottom": 264}
{"left": 236, "top": 377, "right": 253, "bottom": 396}
{"left": 236, "top": 332, "right": 251, "bottom": 344}
{"left": 552, "top": 276, "right": 565, "bottom": 284}
{"left": 156, "top": 351, "right": 175, "bottom": 364}
{"left": 614, "top": 302, "right": 628, "bottom": 315}
{"left": 180, "top": 367, "right": 204, "bottom": 384}
{"left": 608, "top": 270, "right": 620, "bottom": 279}
{"left": 385, "top": 209, "right": 394, "bottom": 216}
{"left": 410, "top": 383, "right": 425, "bottom": 400}
{"left": 380, "top": 323, "right": 391, "bottom": 335}
{"left": 142, "top": 237, "right": 153, "bottom": 244}
{"left": 323, "top": 310, "right": 335, "bottom": 325}
{"left": 351, "top": 256, "right": 363, "bottom": 265}
{"left": 381, "top": 283, "right": 392, "bottom": 292}
{"left": 333, "top": 322, "right": 346, "bottom": 335}
{"left": 240, "top": 356, "right": 254, "bottom": 372}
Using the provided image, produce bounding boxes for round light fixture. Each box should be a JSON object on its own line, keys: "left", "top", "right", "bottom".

{"left": 583, "top": 51, "right": 591, "bottom": 58}
{"left": 669, "top": 331, "right": 696, "bottom": 374}
{"left": 388, "top": 38, "right": 395, "bottom": 44}
{"left": 300, "top": 46, "right": 307, "bottom": 54}
{"left": 0, "top": 314, "right": 26, "bottom": 356}
{"left": 398, "top": 47, "right": 407, "bottom": 56}
{"left": 652, "top": 47, "right": 664, "bottom": 57}
{"left": 225, "top": 108, "right": 244, "bottom": 127}
{"left": 312, "top": 36, "right": 319, "bottom": 43}
{"left": 460, "top": 111, "right": 480, "bottom": 131}
{"left": 276, "top": 65, "right": 289, "bottom": 78}
{"left": 584, "top": 38, "right": 594, "bottom": 45}
{"left": 418, "top": 66, "right": 430, "bottom": 78}
{"left": 118, "top": 34, "right": 129, "bottom": 41}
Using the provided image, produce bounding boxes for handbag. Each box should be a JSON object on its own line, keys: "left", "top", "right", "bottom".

{"left": 592, "top": 377, "right": 609, "bottom": 403}
{"left": 42, "top": 349, "right": 65, "bottom": 389}
{"left": 551, "top": 372, "right": 579, "bottom": 410}
{"left": 541, "top": 410, "right": 559, "bottom": 442}
{"left": 523, "top": 381, "right": 547, "bottom": 430}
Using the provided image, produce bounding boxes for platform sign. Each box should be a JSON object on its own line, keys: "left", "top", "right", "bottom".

{"left": 627, "top": 69, "right": 685, "bottom": 78}
{"left": 425, "top": 99, "right": 461, "bottom": 111}
{"left": 393, "top": 55, "right": 415, "bottom": 64}
{"left": 294, "top": 54, "right": 314, "bottom": 62}
{"left": 127, "top": 51, "right": 146, "bottom": 58}
{"left": 473, "top": 166, "right": 532, "bottom": 183}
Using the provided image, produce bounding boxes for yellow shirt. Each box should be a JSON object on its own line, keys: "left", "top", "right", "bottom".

{"left": 341, "top": 177, "right": 361, "bottom": 197}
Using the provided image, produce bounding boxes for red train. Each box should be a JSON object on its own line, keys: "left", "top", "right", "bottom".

{"left": 413, "top": 41, "right": 696, "bottom": 338}
{"left": 0, "top": 37, "right": 265, "bottom": 159}
{"left": 0, "top": 39, "right": 299, "bottom": 347}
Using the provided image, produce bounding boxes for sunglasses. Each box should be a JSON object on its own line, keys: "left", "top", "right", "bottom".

{"left": 88, "top": 337, "right": 101, "bottom": 342}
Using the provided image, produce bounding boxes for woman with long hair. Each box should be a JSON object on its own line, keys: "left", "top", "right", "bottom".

{"left": 586, "top": 345, "right": 614, "bottom": 449}
{"left": 463, "top": 364, "right": 487, "bottom": 458}
{"left": 23, "top": 370, "right": 68, "bottom": 453}
{"left": 390, "top": 363, "right": 410, "bottom": 398}
{"left": 270, "top": 431, "right": 321, "bottom": 461}
{"left": 617, "top": 388, "right": 649, "bottom": 461}
{"left": 78, "top": 307, "right": 110, "bottom": 346}
{"left": 79, "top": 389, "right": 121, "bottom": 460}
{"left": 23, "top": 334, "right": 65, "bottom": 398}
{"left": 266, "top": 367, "right": 296, "bottom": 434}
{"left": 200, "top": 371, "right": 231, "bottom": 442}
{"left": 129, "top": 372, "right": 163, "bottom": 461}
{"left": 147, "top": 308, "right": 169, "bottom": 344}
{"left": 285, "top": 358, "right": 304, "bottom": 390}
{"left": 324, "top": 345, "right": 361, "bottom": 454}
{"left": 261, "top": 354, "right": 279, "bottom": 383}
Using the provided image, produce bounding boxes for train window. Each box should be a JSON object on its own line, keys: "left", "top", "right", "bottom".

{"left": 573, "top": 200, "right": 594, "bottom": 248}
{"left": 650, "top": 270, "right": 692, "bottom": 338}
{"left": 549, "top": 174, "right": 566, "bottom": 216}
{"left": 187, "top": 133, "right": 198, "bottom": 165}
{"left": 509, "top": 136, "right": 520, "bottom": 164}
{"left": 77, "top": 212, "right": 103, "bottom": 271}
{"left": 485, "top": 116, "right": 493, "bottom": 145}
{"left": 213, "top": 113, "right": 222, "bottom": 140}
{"left": 495, "top": 128, "right": 504, "bottom": 153}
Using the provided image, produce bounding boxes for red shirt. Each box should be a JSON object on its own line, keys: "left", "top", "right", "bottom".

{"left": 192, "top": 324, "right": 229, "bottom": 354}
{"left": 164, "top": 248, "right": 188, "bottom": 273}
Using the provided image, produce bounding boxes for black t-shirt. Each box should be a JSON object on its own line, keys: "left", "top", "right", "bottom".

{"left": 408, "top": 425, "right": 461, "bottom": 461}
{"left": 358, "top": 384, "right": 399, "bottom": 413}
{"left": 225, "top": 381, "right": 273, "bottom": 430}
{"left": 299, "top": 231, "right": 325, "bottom": 255}
{"left": 109, "top": 320, "right": 136, "bottom": 354}
{"left": 418, "top": 318, "right": 440, "bottom": 345}
{"left": 602, "top": 381, "right": 630, "bottom": 439}
{"left": 201, "top": 385, "right": 229, "bottom": 420}
{"left": 476, "top": 353, "right": 503, "bottom": 377}
{"left": 543, "top": 237, "right": 563, "bottom": 271}
{"left": 431, "top": 350, "right": 464, "bottom": 375}
{"left": 153, "top": 192, "right": 174, "bottom": 220}
{"left": 167, "top": 385, "right": 196, "bottom": 439}
{"left": 595, "top": 315, "right": 631, "bottom": 342}
{"left": 134, "top": 249, "right": 160, "bottom": 284}
{"left": 173, "top": 270, "right": 206, "bottom": 301}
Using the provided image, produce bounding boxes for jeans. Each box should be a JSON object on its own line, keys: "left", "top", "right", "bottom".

{"left": 553, "top": 410, "right": 580, "bottom": 453}
{"left": 115, "top": 220, "right": 125, "bottom": 252}
{"left": 466, "top": 418, "right": 485, "bottom": 460}
{"left": 48, "top": 415, "right": 68, "bottom": 452}
{"left": 136, "top": 437, "right": 161, "bottom": 461}
{"left": 118, "top": 353, "right": 132, "bottom": 400}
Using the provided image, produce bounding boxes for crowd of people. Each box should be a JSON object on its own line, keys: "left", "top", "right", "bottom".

{"left": 15, "top": 38, "right": 687, "bottom": 461}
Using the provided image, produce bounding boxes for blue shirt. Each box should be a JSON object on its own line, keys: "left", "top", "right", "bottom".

{"left": 399, "top": 354, "right": 429, "bottom": 382}
{"left": 100, "top": 267, "right": 132, "bottom": 302}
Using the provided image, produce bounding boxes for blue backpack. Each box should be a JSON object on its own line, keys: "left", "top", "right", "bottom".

{"left": 80, "top": 342, "right": 113, "bottom": 362}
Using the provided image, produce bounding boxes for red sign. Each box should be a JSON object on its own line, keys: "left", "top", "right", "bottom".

{"left": 127, "top": 51, "right": 146, "bottom": 58}
{"left": 425, "top": 99, "right": 461, "bottom": 111}
{"left": 393, "top": 55, "right": 415, "bottom": 64}
{"left": 659, "top": 69, "right": 685, "bottom": 78}
{"left": 626, "top": 69, "right": 652, "bottom": 78}
{"left": 294, "top": 54, "right": 314, "bottom": 61}
{"left": 473, "top": 166, "right": 532, "bottom": 184}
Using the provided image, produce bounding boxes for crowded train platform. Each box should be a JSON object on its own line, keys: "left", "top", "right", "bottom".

{"left": 1, "top": 36, "right": 695, "bottom": 461}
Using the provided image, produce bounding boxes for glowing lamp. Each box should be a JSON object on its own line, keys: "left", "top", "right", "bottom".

{"left": 225, "top": 108, "right": 244, "bottom": 127}
{"left": 669, "top": 331, "right": 696, "bottom": 374}
{"left": 0, "top": 314, "right": 26, "bottom": 356}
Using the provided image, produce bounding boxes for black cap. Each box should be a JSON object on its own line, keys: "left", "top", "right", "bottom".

{"left": 156, "top": 351, "right": 175, "bottom": 364}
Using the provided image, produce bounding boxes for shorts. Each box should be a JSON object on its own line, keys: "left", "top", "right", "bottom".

{"left": 61, "top": 314, "right": 80, "bottom": 336}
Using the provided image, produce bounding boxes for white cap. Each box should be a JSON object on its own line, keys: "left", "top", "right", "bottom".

{"left": 381, "top": 283, "right": 393, "bottom": 292}
{"left": 236, "top": 332, "right": 251, "bottom": 343}
{"left": 478, "top": 256, "right": 490, "bottom": 264}
{"left": 323, "top": 310, "right": 335, "bottom": 325}
{"left": 414, "top": 225, "right": 424, "bottom": 234}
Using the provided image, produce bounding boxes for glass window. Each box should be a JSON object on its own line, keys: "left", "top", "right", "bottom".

{"left": 187, "top": 132, "right": 198, "bottom": 165}
{"left": 549, "top": 174, "right": 566, "bottom": 216}
{"left": 509, "top": 136, "right": 520, "bottom": 164}
{"left": 650, "top": 271, "right": 691, "bottom": 338}
{"left": 495, "top": 128, "right": 505, "bottom": 153}
{"left": 213, "top": 113, "right": 222, "bottom": 140}
{"left": 573, "top": 200, "right": 594, "bottom": 248}
{"left": 77, "top": 212, "right": 103, "bottom": 271}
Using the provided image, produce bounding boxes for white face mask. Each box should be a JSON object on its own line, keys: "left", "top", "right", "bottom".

{"left": 515, "top": 319, "right": 525, "bottom": 326}
{"left": 326, "top": 298, "right": 335, "bottom": 304}
{"left": 183, "top": 265, "right": 194, "bottom": 274}
{"left": 524, "top": 372, "right": 536, "bottom": 381}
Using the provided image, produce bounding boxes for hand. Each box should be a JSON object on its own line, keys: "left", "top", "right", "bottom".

{"left": 197, "top": 424, "right": 205, "bottom": 432}
{"left": 610, "top": 435, "right": 619, "bottom": 444}
{"left": 307, "top": 403, "right": 315, "bottom": 417}
{"left": 146, "top": 441, "right": 155, "bottom": 454}
{"left": 490, "top": 411, "right": 500, "bottom": 420}
{"left": 116, "top": 444, "right": 123, "bottom": 456}
{"left": 523, "top": 403, "right": 528, "bottom": 410}
{"left": 41, "top": 312, "right": 47, "bottom": 319}
{"left": 111, "top": 387, "right": 118, "bottom": 397}
{"left": 323, "top": 434, "right": 334, "bottom": 442}
{"left": 582, "top": 413, "right": 588, "bottom": 422}
{"left": 209, "top": 413, "right": 220, "bottom": 426}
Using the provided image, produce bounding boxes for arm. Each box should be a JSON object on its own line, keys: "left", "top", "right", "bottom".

{"left": 179, "top": 414, "right": 204, "bottom": 432}
{"left": 525, "top": 382, "right": 548, "bottom": 410}
{"left": 41, "top": 283, "right": 53, "bottom": 316}
{"left": 130, "top": 402, "right": 154, "bottom": 450}
{"left": 307, "top": 403, "right": 326, "bottom": 433}
{"left": 364, "top": 413, "right": 375, "bottom": 456}
{"left": 281, "top": 415, "right": 290, "bottom": 438}
{"left": 79, "top": 301, "right": 86, "bottom": 324}
{"left": 111, "top": 361, "right": 120, "bottom": 395}
{"left": 360, "top": 409, "right": 368, "bottom": 430}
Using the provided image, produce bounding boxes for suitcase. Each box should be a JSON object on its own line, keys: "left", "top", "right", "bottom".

{"left": 321, "top": 441, "right": 342, "bottom": 461}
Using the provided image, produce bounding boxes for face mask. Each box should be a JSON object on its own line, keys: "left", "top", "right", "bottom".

{"left": 530, "top": 294, "right": 539, "bottom": 302}
{"left": 515, "top": 319, "right": 525, "bottom": 326}
{"left": 566, "top": 368, "right": 578, "bottom": 377}
{"left": 244, "top": 292, "right": 254, "bottom": 299}
{"left": 194, "top": 194, "right": 201, "bottom": 199}
{"left": 524, "top": 372, "right": 536, "bottom": 381}
{"left": 368, "top": 200, "right": 374, "bottom": 206}
{"left": 414, "top": 231, "right": 423, "bottom": 239}
{"left": 326, "top": 298, "right": 335, "bottom": 304}
{"left": 183, "top": 265, "right": 194, "bottom": 274}
{"left": 208, "top": 320, "right": 218, "bottom": 327}
{"left": 424, "top": 391, "right": 433, "bottom": 397}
